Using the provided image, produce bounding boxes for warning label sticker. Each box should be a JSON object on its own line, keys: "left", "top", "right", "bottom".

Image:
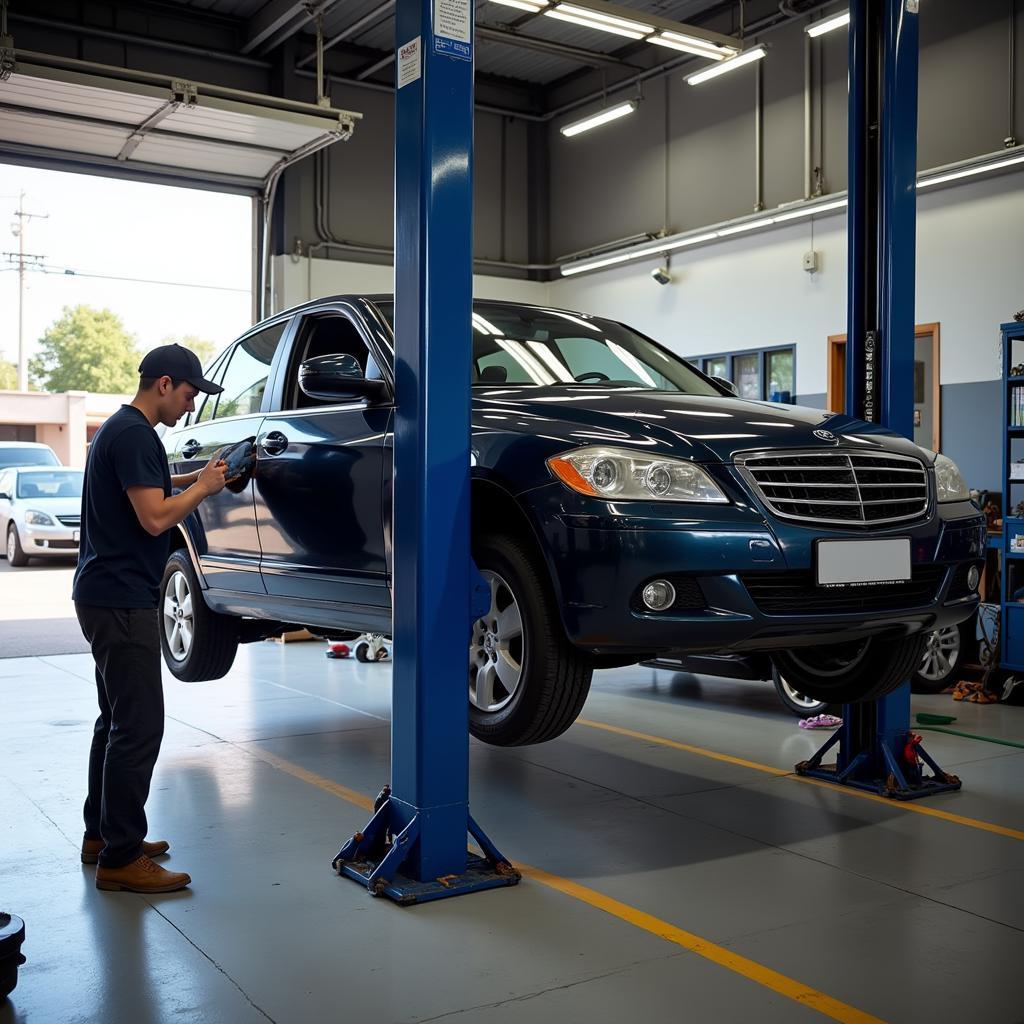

{"left": 397, "top": 36, "right": 421, "bottom": 88}
{"left": 434, "top": 0, "right": 472, "bottom": 61}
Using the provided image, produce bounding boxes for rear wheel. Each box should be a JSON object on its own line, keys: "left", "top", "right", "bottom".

{"left": 469, "top": 534, "right": 592, "bottom": 746}
{"left": 159, "top": 549, "right": 239, "bottom": 681}
{"left": 772, "top": 633, "right": 927, "bottom": 705}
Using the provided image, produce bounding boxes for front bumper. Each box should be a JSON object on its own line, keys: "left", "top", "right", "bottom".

{"left": 22, "top": 523, "right": 80, "bottom": 557}
{"left": 527, "top": 483, "right": 985, "bottom": 655}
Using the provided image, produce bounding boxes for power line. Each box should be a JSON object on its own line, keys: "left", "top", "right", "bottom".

{"left": 0, "top": 259, "right": 250, "bottom": 294}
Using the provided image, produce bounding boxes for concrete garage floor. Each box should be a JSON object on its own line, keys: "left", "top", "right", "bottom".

{"left": 1, "top": 642, "right": 1022, "bottom": 1024}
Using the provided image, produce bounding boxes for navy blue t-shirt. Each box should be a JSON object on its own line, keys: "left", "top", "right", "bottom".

{"left": 73, "top": 405, "right": 172, "bottom": 609}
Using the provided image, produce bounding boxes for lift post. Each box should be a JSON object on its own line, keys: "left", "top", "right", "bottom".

{"left": 795, "top": 0, "right": 962, "bottom": 800}
{"left": 333, "top": 0, "right": 519, "bottom": 900}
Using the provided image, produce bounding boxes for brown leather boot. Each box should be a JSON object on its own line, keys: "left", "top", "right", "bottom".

{"left": 95, "top": 855, "right": 191, "bottom": 893}
{"left": 81, "top": 837, "right": 170, "bottom": 865}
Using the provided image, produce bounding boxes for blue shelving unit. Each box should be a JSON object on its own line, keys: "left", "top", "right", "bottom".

{"left": 1000, "top": 321, "right": 1024, "bottom": 671}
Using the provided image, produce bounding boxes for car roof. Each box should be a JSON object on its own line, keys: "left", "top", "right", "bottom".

{"left": 0, "top": 442, "right": 55, "bottom": 449}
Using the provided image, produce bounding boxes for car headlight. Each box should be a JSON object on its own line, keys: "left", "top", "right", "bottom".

{"left": 933, "top": 453, "right": 970, "bottom": 502}
{"left": 25, "top": 510, "right": 56, "bottom": 526}
{"left": 547, "top": 446, "right": 728, "bottom": 503}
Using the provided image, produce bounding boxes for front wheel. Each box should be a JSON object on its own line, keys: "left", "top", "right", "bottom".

{"left": 772, "top": 667, "right": 834, "bottom": 718}
{"left": 159, "top": 549, "right": 239, "bottom": 681}
{"left": 469, "top": 534, "right": 593, "bottom": 746}
{"left": 7, "top": 525, "right": 29, "bottom": 567}
{"left": 911, "top": 623, "right": 964, "bottom": 694}
{"left": 772, "top": 633, "right": 927, "bottom": 705}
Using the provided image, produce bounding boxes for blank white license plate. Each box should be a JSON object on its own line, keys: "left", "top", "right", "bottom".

{"left": 73, "top": 530, "right": 79, "bottom": 543}
{"left": 816, "top": 538, "right": 911, "bottom": 586}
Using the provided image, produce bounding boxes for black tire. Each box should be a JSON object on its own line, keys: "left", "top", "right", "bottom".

{"left": 6, "top": 524, "right": 29, "bottom": 567}
{"left": 772, "top": 667, "right": 836, "bottom": 718}
{"left": 470, "top": 533, "right": 593, "bottom": 746}
{"left": 159, "top": 549, "right": 239, "bottom": 681}
{"left": 911, "top": 622, "right": 967, "bottom": 694}
{"left": 772, "top": 633, "right": 928, "bottom": 705}
{"left": 355, "top": 642, "right": 371, "bottom": 663}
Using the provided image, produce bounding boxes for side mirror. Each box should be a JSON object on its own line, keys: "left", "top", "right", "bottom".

{"left": 0, "top": 492, "right": 9, "bottom": 501}
{"left": 299, "top": 353, "right": 389, "bottom": 403}
{"left": 712, "top": 375, "right": 739, "bottom": 396}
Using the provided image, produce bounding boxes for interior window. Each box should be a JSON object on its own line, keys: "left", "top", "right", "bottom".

{"left": 208, "top": 322, "right": 286, "bottom": 421}
{"left": 286, "top": 313, "right": 380, "bottom": 410}
{"left": 193, "top": 350, "right": 229, "bottom": 424}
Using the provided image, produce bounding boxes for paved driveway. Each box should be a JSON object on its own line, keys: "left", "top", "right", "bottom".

{"left": 0, "top": 557, "right": 88, "bottom": 658}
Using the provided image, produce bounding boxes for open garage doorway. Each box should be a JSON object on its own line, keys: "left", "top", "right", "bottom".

{"left": 0, "top": 163, "right": 253, "bottom": 658}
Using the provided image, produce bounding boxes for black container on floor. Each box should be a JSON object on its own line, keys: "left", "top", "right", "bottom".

{"left": 0, "top": 912, "right": 26, "bottom": 999}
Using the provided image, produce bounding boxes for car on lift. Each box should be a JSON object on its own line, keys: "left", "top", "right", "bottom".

{"left": 157, "top": 297, "right": 986, "bottom": 746}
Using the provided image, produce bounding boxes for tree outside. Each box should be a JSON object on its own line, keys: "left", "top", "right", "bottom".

{"left": 159, "top": 334, "right": 219, "bottom": 369}
{"left": 0, "top": 360, "right": 16, "bottom": 390}
{"left": 30, "top": 305, "right": 140, "bottom": 394}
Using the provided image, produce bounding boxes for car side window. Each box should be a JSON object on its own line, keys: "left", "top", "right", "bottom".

{"left": 206, "top": 322, "right": 287, "bottom": 421}
{"left": 284, "top": 313, "right": 381, "bottom": 410}
{"left": 193, "top": 352, "right": 229, "bottom": 424}
{"left": 0, "top": 470, "right": 11, "bottom": 497}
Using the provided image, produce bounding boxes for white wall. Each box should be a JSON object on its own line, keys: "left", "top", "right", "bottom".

{"left": 550, "top": 170, "right": 1022, "bottom": 396}
{"left": 272, "top": 255, "right": 550, "bottom": 312}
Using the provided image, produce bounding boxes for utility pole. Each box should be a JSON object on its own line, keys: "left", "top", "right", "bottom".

{"left": 6, "top": 192, "right": 48, "bottom": 391}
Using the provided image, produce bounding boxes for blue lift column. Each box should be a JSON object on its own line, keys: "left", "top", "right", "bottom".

{"left": 333, "top": 0, "right": 519, "bottom": 901}
{"left": 796, "top": 0, "right": 961, "bottom": 799}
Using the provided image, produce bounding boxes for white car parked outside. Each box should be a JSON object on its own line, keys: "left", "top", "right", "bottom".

{"left": 0, "top": 467, "right": 84, "bottom": 566}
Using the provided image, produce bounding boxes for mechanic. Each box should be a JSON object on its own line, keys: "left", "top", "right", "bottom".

{"left": 73, "top": 343, "right": 226, "bottom": 894}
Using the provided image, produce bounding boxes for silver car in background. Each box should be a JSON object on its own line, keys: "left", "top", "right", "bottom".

{"left": 0, "top": 467, "right": 84, "bottom": 565}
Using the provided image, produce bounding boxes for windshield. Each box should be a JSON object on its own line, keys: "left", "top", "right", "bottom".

{"left": 373, "top": 302, "right": 721, "bottom": 394}
{"left": 16, "top": 470, "right": 84, "bottom": 499}
{"left": 0, "top": 447, "right": 60, "bottom": 469}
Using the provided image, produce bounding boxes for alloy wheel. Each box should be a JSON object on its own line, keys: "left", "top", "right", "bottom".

{"left": 918, "top": 624, "right": 960, "bottom": 683}
{"left": 163, "top": 570, "right": 194, "bottom": 662}
{"left": 469, "top": 569, "right": 525, "bottom": 713}
{"left": 6, "top": 528, "right": 15, "bottom": 562}
{"left": 778, "top": 674, "right": 826, "bottom": 712}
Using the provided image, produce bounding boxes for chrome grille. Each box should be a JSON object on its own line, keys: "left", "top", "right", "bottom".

{"left": 735, "top": 450, "right": 929, "bottom": 526}
{"left": 57, "top": 515, "right": 81, "bottom": 527}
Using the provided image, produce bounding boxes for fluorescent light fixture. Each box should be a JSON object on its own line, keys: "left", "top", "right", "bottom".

{"left": 488, "top": 0, "right": 549, "bottom": 9}
{"left": 650, "top": 30, "right": 737, "bottom": 60}
{"left": 560, "top": 101, "right": 637, "bottom": 137}
{"left": 543, "top": 9, "right": 646, "bottom": 38}
{"left": 686, "top": 45, "right": 766, "bottom": 85}
{"left": 555, "top": 2, "right": 654, "bottom": 34}
{"left": 771, "top": 198, "right": 847, "bottom": 222}
{"left": 805, "top": 10, "right": 850, "bottom": 37}
{"left": 917, "top": 152, "right": 1024, "bottom": 188}
{"left": 716, "top": 216, "right": 776, "bottom": 237}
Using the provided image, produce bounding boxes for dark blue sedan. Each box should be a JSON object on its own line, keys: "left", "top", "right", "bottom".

{"left": 159, "top": 297, "right": 985, "bottom": 745}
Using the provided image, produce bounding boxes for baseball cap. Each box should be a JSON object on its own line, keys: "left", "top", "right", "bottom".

{"left": 139, "top": 343, "right": 224, "bottom": 394}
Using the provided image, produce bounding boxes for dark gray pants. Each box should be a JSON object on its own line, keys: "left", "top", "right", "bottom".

{"left": 75, "top": 604, "right": 165, "bottom": 868}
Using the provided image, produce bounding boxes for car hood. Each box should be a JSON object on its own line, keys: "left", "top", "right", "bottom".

{"left": 14, "top": 497, "right": 82, "bottom": 517}
{"left": 473, "top": 387, "right": 927, "bottom": 463}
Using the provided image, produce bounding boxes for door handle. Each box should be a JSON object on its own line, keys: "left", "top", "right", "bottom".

{"left": 259, "top": 431, "right": 288, "bottom": 457}
{"left": 181, "top": 439, "right": 202, "bottom": 459}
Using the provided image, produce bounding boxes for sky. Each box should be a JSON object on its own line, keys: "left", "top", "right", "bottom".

{"left": 0, "top": 164, "right": 253, "bottom": 375}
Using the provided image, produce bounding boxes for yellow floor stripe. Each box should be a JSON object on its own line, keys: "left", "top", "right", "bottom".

{"left": 247, "top": 745, "right": 884, "bottom": 1024}
{"left": 577, "top": 718, "right": 1024, "bottom": 842}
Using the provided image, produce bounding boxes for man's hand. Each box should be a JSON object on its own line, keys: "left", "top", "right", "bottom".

{"left": 197, "top": 450, "right": 229, "bottom": 496}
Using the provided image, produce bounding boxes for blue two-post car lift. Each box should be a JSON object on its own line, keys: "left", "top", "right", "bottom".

{"left": 333, "top": 0, "right": 962, "bottom": 906}
{"left": 331, "top": 0, "right": 519, "bottom": 903}
{"left": 796, "top": 0, "right": 962, "bottom": 800}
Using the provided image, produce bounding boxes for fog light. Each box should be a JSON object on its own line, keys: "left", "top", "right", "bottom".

{"left": 967, "top": 565, "right": 980, "bottom": 591}
{"left": 642, "top": 579, "right": 676, "bottom": 611}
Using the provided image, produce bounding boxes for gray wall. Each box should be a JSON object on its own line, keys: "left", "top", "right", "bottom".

{"left": 546, "top": 0, "right": 1022, "bottom": 259}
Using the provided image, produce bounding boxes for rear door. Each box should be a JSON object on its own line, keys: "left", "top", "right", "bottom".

{"left": 254, "top": 302, "right": 392, "bottom": 613}
{"left": 167, "top": 318, "right": 291, "bottom": 593}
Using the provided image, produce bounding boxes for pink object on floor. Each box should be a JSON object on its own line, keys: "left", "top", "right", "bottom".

{"left": 799, "top": 713, "right": 843, "bottom": 729}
